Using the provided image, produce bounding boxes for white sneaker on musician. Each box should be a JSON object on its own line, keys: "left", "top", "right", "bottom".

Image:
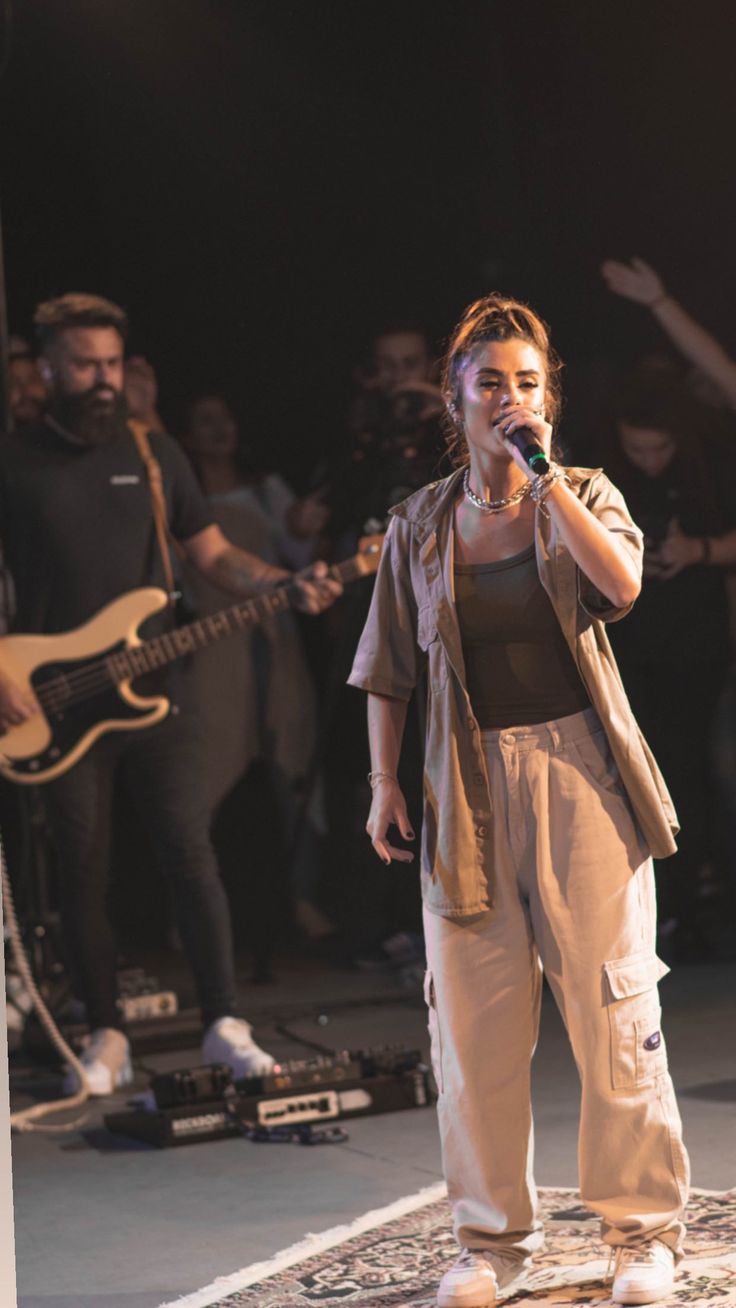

{"left": 63, "top": 1027, "right": 133, "bottom": 1096}
{"left": 437, "top": 1248, "right": 527, "bottom": 1307}
{"left": 201, "top": 1016, "right": 275, "bottom": 1080}
{"left": 612, "top": 1241, "right": 675, "bottom": 1305}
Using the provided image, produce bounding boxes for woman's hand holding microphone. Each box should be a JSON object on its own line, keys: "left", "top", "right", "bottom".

{"left": 494, "top": 404, "right": 554, "bottom": 478}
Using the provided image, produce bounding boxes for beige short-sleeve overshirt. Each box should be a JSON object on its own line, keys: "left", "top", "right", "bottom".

{"left": 348, "top": 466, "right": 678, "bottom": 917}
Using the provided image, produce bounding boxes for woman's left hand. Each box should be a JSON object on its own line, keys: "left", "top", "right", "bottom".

{"left": 495, "top": 405, "right": 553, "bottom": 481}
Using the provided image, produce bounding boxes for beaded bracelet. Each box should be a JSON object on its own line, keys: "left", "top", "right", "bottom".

{"left": 367, "top": 770, "right": 398, "bottom": 789}
{"left": 529, "top": 464, "right": 570, "bottom": 516}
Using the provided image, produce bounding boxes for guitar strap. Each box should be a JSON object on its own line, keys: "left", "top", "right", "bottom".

{"left": 127, "top": 420, "right": 186, "bottom": 610}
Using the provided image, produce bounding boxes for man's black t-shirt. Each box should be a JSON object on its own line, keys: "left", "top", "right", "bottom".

{"left": 0, "top": 420, "right": 213, "bottom": 637}
{"left": 610, "top": 452, "right": 735, "bottom": 666}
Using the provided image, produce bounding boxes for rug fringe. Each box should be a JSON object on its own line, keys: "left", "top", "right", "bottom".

{"left": 157, "top": 1179, "right": 448, "bottom": 1308}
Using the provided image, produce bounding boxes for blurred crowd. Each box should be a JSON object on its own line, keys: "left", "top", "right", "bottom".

{"left": 4, "top": 257, "right": 736, "bottom": 1019}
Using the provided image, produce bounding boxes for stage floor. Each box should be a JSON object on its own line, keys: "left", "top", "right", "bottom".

{"left": 9, "top": 953, "right": 736, "bottom": 1308}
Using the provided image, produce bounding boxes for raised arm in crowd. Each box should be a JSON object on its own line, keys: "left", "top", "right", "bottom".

{"left": 601, "top": 257, "right": 736, "bottom": 412}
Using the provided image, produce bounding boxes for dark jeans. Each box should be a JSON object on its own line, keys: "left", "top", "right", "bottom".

{"left": 43, "top": 706, "right": 238, "bottom": 1032}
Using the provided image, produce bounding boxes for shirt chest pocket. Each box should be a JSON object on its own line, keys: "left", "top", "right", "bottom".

{"left": 417, "top": 606, "right": 448, "bottom": 692}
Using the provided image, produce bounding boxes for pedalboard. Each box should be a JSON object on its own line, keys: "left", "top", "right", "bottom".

{"left": 106, "top": 1098, "right": 242, "bottom": 1147}
{"left": 150, "top": 1062, "right": 233, "bottom": 1110}
{"left": 118, "top": 991, "right": 178, "bottom": 1022}
{"left": 116, "top": 967, "right": 178, "bottom": 1023}
{"left": 235, "top": 1066, "right": 431, "bottom": 1129}
{"left": 104, "top": 1046, "right": 433, "bottom": 1148}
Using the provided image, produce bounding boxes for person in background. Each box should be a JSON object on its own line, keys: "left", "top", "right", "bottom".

{"left": 328, "top": 323, "right": 448, "bottom": 552}
{"left": 7, "top": 336, "right": 48, "bottom": 429}
{"left": 0, "top": 338, "right": 41, "bottom": 629}
{"left": 601, "top": 257, "right": 736, "bottom": 413}
{"left": 123, "top": 355, "right": 166, "bottom": 434}
{"left": 600, "top": 265, "right": 736, "bottom": 941}
{"left": 0, "top": 294, "right": 341, "bottom": 1096}
{"left": 181, "top": 394, "right": 333, "bottom": 941}
{"left": 349, "top": 293, "right": 688, "bottom": 1307}
{"left": 597, "top": 373, "right": 736, "bottom": 958}
{"left": 310, "top": 324, "right": 448, "bottom": 970}
{"left": 0, "top": 336, "right": 42, "bottom": 1034}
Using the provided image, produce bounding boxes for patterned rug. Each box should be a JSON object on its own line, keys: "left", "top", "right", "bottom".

{"left": 161, "top": 1185, "right": 736, "bottom": 1308}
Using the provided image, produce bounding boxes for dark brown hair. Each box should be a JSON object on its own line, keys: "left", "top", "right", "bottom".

{"left": 441, "top": 293, "right": 564, "bottom": 466}
{"left": 33, "top": 293, "right": 129, "bottom": 352}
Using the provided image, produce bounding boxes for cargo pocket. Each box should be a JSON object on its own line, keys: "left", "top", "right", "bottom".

{"left": 604, "top": 952, "right": 670, "bottom": 1091}
{"left": 423, "top": 968, "right": 444, "bottom": 1094}
{"left": 417, "top": 608, "right": 448, "bottom": 692}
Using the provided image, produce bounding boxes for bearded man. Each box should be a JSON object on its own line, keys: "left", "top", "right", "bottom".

{"left": 0, "top": 293, "right": 341, "bottom": 1094}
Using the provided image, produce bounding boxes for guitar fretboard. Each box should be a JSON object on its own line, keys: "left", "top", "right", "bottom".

{"left": 105, "top": 555, "right": 368, "bottom": 684}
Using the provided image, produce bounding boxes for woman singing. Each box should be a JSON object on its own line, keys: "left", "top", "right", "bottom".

{"left": 348, "top": 295, "right": 689, "bottom": 1307}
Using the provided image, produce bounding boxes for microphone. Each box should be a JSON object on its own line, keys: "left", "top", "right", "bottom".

{"left": 504, "top": 425, "right": 550, "bottom": 476}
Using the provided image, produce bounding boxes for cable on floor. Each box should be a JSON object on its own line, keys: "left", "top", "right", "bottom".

{"left": 1, "top": 822, "right": 92, "bottom": 1132}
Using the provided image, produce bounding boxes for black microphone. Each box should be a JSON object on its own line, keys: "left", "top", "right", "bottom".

{"left": 504, "top": 425, "right": 550, "bottom": 475}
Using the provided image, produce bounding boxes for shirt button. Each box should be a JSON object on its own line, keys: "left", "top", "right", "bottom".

{"left": 476, "top": 825, "right": 488, "bottom": 837}
{"left": 502, "top": 734, "right": 515, "bottom": 747}
{"left": 473, "top": 772, "right": 484, "bottom": 784}
{"left": 427, "top": 568, "right": 438, "bottom": 581}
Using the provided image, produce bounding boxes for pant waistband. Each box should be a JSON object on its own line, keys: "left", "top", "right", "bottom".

{"left": 480, "top": 706, "right": 602, "bottom": 753}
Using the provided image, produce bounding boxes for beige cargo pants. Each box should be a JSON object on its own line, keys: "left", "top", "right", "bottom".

{"left": 422, "top": 707, "right": 689, "bottom": 1263}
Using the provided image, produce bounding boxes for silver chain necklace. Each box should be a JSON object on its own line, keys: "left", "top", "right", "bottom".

{"left": 462, "top": 467, "right": 532, "bottom": 514}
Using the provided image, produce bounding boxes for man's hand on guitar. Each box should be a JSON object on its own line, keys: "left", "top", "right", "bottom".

{"left": 0, "top": 537, "right": 382, "bottom": 782}
{"left": 292, "top": 561, "right": 343, "bottom": 614}
{"left": 0, "top": 670, "right": 39, "bottom": 733}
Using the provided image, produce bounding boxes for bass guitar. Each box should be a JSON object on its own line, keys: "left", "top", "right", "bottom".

{"left": 0, "top": 534, "right": 382, "bottom": 784}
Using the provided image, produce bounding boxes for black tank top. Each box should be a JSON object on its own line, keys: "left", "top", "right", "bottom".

{"left": 454, "top": 543, "right": 590, "bottom": 729}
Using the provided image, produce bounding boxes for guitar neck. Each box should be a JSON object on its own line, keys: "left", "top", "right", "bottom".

{"left": 107, "top": 556, "right": 366, "bottom": 683}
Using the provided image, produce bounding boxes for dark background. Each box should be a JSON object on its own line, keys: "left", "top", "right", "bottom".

{"left": 1, "top": 0, "right": 734, "bottom": 475}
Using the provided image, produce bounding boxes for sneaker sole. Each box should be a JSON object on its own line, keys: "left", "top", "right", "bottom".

{"left": 612, "top": 1280, "right": 674, "bottom": 1305}
{"left": 437, "top": 1292, "right": 496, "bottom": 1308}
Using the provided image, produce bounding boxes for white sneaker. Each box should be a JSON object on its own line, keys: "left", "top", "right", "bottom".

{"left": 201, "top": 1016, "right": 275, "bottom": 1079}
{"left": 62, "top": 1027, "right": 133, "bottom": 1096}
{"left": 437, "top": 1248, "right": 526, "bottom": 1307}
{"left": 612, "top": 1241, "right": 675, "bottom": 1305}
